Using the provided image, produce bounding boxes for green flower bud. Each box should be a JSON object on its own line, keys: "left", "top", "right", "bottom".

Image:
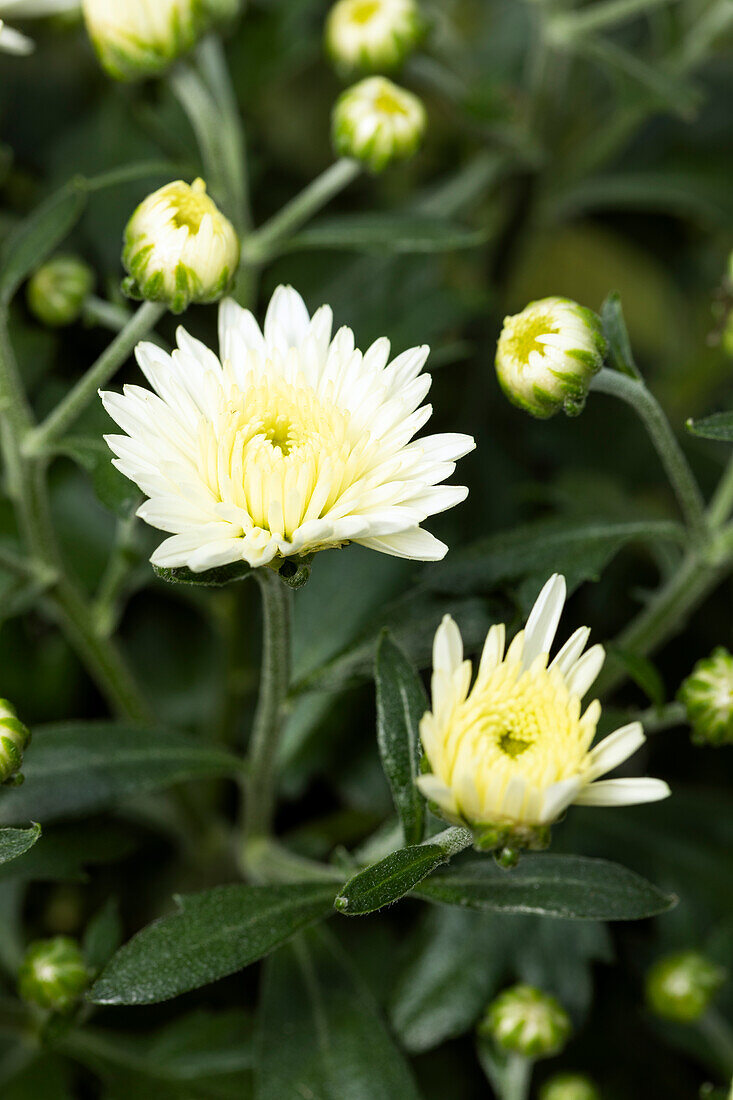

{"left": 325, "top": 0, "right": 424, "bottom": 75}
{"left": 679, "top": 648, "right": 733, "bottom": 746}
{"left": 18, "top": 937, "right": 89, "bottom": 1013}
{"left": 26, "top": 255, "right": 94, "bottom": 328}
{"left": 495, "top": 297, "right": 607, "bottom": 420}
{"left": 0, "top": 698, "right": 30, "bottom": 787}
{"left": 332, "top": 76, "right": 426, "bottom": 173}
{"left": 646, "top": 951, "right": 725, "bottom": 1023}
{"left": 122, "top": 178, "right": 240, "bottom": 314}
{"left": 540, "top": 1073, "right": 601, "bottom": 1100}
{"left": 81, "top": 0, "right": 214, "bottom": 81}
{"left": 481, "top": 984, "right": 572, "bottom": 1059}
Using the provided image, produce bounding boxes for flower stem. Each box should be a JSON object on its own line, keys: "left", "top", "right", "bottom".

{"left": 24, "top": 301, "right": 164, "bottom": 457}
{"left": 242, "top": 158, "right": 361, "bottom": 264}
{"left": 697, "top": 1009, "right": 733, "bottom": 1077}
{"left": 550, "top": 0, "right": 675, "bottom": 39}
{"left": 590, "top": 368, "right": 709, "bottom": 547}
{"left": 242, "top": 569, "right": 293, "bottom": 846}
{"left": 709, "top": 452, "right": 733, "bottom": 527}
{"left": 500, "top": 1055, "right": 533, "bottom": 1100}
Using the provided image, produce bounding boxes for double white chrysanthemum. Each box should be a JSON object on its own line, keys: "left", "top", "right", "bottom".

{"left": 0, "top": 0, "right": 78, "bottom": 55}
{"left": 417, "top": 574, "right": 670, "bottom": 838}
{"left": 101, "top": 285, "right": 475, "bottom": 573}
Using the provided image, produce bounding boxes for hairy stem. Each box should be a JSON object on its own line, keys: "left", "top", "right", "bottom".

{"left": 242, "top": 569, "right": 293, "bottom": 845}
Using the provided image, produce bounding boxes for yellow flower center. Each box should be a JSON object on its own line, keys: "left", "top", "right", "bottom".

{"left": 171, "top": 179, "right": 217, "bottom": 234}
{"left": 196, "top": 374, "right": 381, "bottom": 541}
{"left": 350, "top": 0, "right": 381, "bottom": 23}
{"left": 374, "top": 89, "right": 409, "bottom": 116}
{"left": 503, "top": 310, "right": 559, "bottom": 367}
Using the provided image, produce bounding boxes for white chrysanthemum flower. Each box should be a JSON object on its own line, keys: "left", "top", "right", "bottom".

{"left": 122, "top": 178, "right": 240, "bottom": 315}
{"left": 325, "top": 0, "right": 423, "bottom": 73}
{"left": 0, "top": 0, "right": 78, "bottom": 53}
{"left": 101, "top": 285, "right": 475, "bottom": 573}
{"left": 496, "top": 297, "right": 606, "bottom": 419}
{"left": 417, "top": 574, "right": 670, "bottom": 840}
{"left": 332, "top": 76, "right": 426, "bottom": 172}
{"left": 81, "top": 0, "right": 218, "bottom": 81}
{"left": 0, "top": 17, "right": 32, "bottom": 50}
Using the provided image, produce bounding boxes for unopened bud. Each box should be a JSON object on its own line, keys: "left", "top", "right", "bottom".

{"left": 332, "top": 76, "right": 425, "bottom": 172}
{"left": 325, "top": 0, "right": 423, "bottom": 74}
{"left": 18, "top": 937, "right": 89, "bottom": 1013}
{"left": 495, "top": 297, "right": 606, "bottom": 419}
{"left": 540, "top": 1073, "right": 601, "bottom": 1100}
{"left": 26, "top": 255, "right": 94, "bottom": 328}
{"left": 0, "top": 699, "right": 30, "bottom": 786}
{"left": 122, "top": 178, "right": 240, "bottom": 314}
{"left": 679, "top": 648, "right": 733, "bottom": 746}
{"left": 82, "top": 0, "right": 212, "bottom": 81}
{"left": 646, "top": 951, "right": 725, "bottom": 1023}
{"left": 481, "top": 984, "right": 572, "bottom": 1059}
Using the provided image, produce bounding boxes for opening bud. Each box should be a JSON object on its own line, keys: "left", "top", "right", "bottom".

{"left": 332, "top": 76, "right": 426, "bottom": 172}
{"left": 26, "top": 255, "right": 94, "bottom": 328}
{"left": 325, "top": 0, "right": 424, "bottom": 75}
{"left": 480, "top": 984, "right": 572, "bottom": 1059}
{"left": 540, "top": 1073, "right": 601, "bottom": 1100}
{"left": 0, "top": 699, "right": 30, "bottom": 786}
{"left": 122, "top": 178, "right": 240, "bottom": 314}
{"left": 18, "top": 937, "right": 89, "bottom": 1014}
{"left": 679, "top": 648, "right": 733, "bottom": 746}
{"left": 646, "top": 951, "right": 725, "bottom": 1023}
{"left": 495, "top": 297, "right": 607, "bottom": 419}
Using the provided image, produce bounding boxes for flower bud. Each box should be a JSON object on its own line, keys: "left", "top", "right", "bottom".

{"left": 646, "top": 951, "right": 725, "bottom": 1023}
{"left": 0, "top": 699, "right": 30, "bottom": 787}
{"left": 481, "top": 984, "right": 572, "bottom": 1059}
{"left": 81, "top": 0, "right": 211, "bottom": 81}
{"left": 679, "top": 648, "right": 733, "bottom": 746}
{"left": 325, "top": 0, "right": 423, "bottom": 74}
{"left": 495, "top": 297, "right": 606, "bottom": 419}
{"left": 332, "top": 76, "right": 426, "bottom": 173}
{"left": 26, "top": 255, "right": 94, "bottom": 328}
{"left": 17, "top": 937, "right": 89, "bottom": 1013}
{"left": 122, "top": 178, "right": 240, "bottom": 314}
{"left": 540, "top": 1074, "right": 601, "bottom": 1100}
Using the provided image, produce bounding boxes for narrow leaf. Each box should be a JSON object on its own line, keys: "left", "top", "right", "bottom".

{"left": 0, "top": 182, "right": 87, "bottom": 306}
{"left": 288, "top": 213, "right": 488, "bottom": 255}
{"left": 376, "top": 633, "right": 427, "bottom": 845}
{"left": 255, "top": 927, "right": 423, "bottom": 1100}
{"left": 414, "top": 855, "right": 676, "bottom": 920}
{"left": 600, "top": 292, "right": 642, "bottom": 379}
{"left": 0, "top": 823, "right": 41, "bottom": 865}
{"left": 89, "top": 882, "right": 336, "bottom": 1005}
{"left": 686, "top": 411, "right": 733, "bottom": 443}
{"left": 0, "top": 723, "right": 240, "bottom": 825}
{"left": 336, "top": 844, "right": 448, "bottom": 916}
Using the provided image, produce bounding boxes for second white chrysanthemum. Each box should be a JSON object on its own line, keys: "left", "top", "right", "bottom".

{"left": 101, "top": 285, "right": 475, "bottom": 573}
{"left": 417, "top": 574, "right": 670, "bottom": 844}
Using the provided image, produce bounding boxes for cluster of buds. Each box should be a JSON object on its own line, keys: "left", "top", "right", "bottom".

{"left": 26, "top": 255, "right": 95, "bottom": 328}
{"left": 122, "top": 178, "right": 240, "bottom": 314}
{"left": 0, "top": 699, "right": 30, "bottom": 787}
{"left": 495, "top": 297, "right": 607, "bottom": 419}
{"left": 17, "top": 937, "right": 89, "bottom": 1014}
{"left": 678, "top": 648, "right": 733, "bottom": 747}
{"left": 646, "top": 951, "right": 725, "bottom": 1023}
{"left": 540, "top": 1075, "right": 601, "bottom": 1100}
{"left": 480, "top": 984, "right": 572, "bottom": 1060}
{"left": 81, "top": 0, "right": 240, "bottom": 81}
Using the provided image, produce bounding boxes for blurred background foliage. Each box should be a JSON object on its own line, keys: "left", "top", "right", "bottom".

{"left": 1, "top": 0, "right": 732, "bottom": 1096}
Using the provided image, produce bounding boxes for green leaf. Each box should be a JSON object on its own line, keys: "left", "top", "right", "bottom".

{"left": 0, "top": 181, "right": 87, "bottom": 306}
{"left": 255, "top": 927, "right": 423, "bottom": 1100}
{"left": 54, "top": 437, "right": 140, "bottom": 519}
{"left": 287, "top": 213, "right": 488, "bottom": 255}
{"left": 89, "top": 882, "right": 336, "bottom": 1005}
{"left": 0, "top": 724, "right": 240, "bottom": 825}
{"left": 426, "top": 518, "right": 683, "bottom": 607}
{"left": 686, "top": 411, "right": 733, "bottom": 443}
{"left": 607, "top": 646, "right": 665, "bottom": 708}
{"left": 414, "top": 855, "right": 676, "bottom": 920}
{"left": 0, "top": 824, "right": 41, "bottom": 866}
{"left": 84, "top": 899, "right": 123, "bottom": 973}
{"left": 600, "top": 292, "right": 642, "bottom": 379}
{"left": 375, "top": 633, "right": 427, "bottom": 846}
{"left": 0, "top": 821, "right": 137, "bottom": 883}
{"left": 153, "top": 562, "right": 253, "bottom": 588}
{"left": 335, "top": 844, "right": 449, "bottom": 917}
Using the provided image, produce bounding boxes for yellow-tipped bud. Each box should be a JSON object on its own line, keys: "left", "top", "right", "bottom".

{"left": 332, "top": 76, "right": 426, "bottom": 173}
{"left": 325, "top": 0, "right": 423, "bottom": 74}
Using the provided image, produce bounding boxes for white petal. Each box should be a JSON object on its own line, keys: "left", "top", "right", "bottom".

{"left": 574, "top": 777, "right": 671, "bottom": 807}
{"left": 432, "top": 614, "right": 463, "bottom": 677}
{"left": 564, "top": 644, "right": 606, "bottom": 698}
{"left": 0, "top": 21, "right": 34, "bottom": 54}
{"left": 478, "top": 623, "right": 506, "bottom": 678}
{"left": 539, "top": 777, "right": 582, "bottom": 824}
{"left": 586, "top": 722, "right": 646, "bottom": 782}
{"left": 264, "top": 285, "right": 311, "bottom": 350}
{"left": 355, "top": 528, "right": 448, "bottom": 561}
{"left": 522, "top": 574, "right": 566, "bottom": 670}
{"left": 415, "top": 774, "right": 458, "bottom": 818}
{"left": 550, "top": 626, "right": 590, "bottom": 677}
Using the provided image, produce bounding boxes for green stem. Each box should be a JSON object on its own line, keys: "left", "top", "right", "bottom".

{"left": 500, "top": 1055, "right": 533, "bottom": 1100}
{"left": 698, "top": 1009, "right": 733, "bottom": 1077}
{"left": 709, "top": 453, "right": 733, "bottom": 527}
{"left": 24, "top": 301, "right": 164, "bottom": 457}
{"left": 242, "top": 569, "right": 293, "bottom": 846}
{"left": 550, "top": 0, "right": 677, "bottom": 39}
{"left": 590, "top": 369, "right": 709, "bottom": 546}
{"left": 242, "top": 159, "right": 361, "bottom": 264}
{"left": 82, "top": 295, "right": 136, "bottom": 334}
